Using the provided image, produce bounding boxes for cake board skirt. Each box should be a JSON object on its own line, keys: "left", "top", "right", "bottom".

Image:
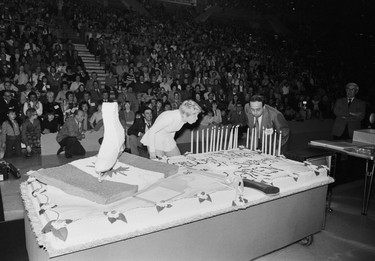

{"left": 25, "top": 185, "right": 328, "bottom": 261}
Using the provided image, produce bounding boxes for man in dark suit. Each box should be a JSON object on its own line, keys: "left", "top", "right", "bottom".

{"left": 0, "top": 90, "right": 19, "bottom": 125}
{"left": 332, "top": 82, "right": 366, "bottom": 139}
{"left": 56, "top": 109, "right": 86, "bottom": 158}
{"left": 127, "top": 107, "right": 153, "bottom": 156}
{"left": 246, "top": 95, "right": 290, "bottom": 150}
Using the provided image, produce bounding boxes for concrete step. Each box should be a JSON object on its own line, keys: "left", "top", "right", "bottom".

{"left": 76, "top": 49, "right": 89, "bottom": 52}
{"left": 77, "top": 51, "right": 91, "bottom": 55}
{"left": 81, "top": 55, "right": 96, "bottom": 59}
{"left": 74, "top": 44, "right": 87, "bottom": 47}
{"left": 85, "top": 65, "right": 103, "bottom": 69}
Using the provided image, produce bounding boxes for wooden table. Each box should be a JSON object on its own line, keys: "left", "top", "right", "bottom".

{"left": 309, "top": 140, "right": 375, "bottom": 215}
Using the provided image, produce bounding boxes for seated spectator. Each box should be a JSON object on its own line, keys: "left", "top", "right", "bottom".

{"left": 194, "top": 93, "right": 207, "bottom": 113}
{"left": 43, "top": 91, "right": 64, "bottom": 126}
{"left": 201, "top": 110, "right": 215, "bottom": 126}
{"left": 127, "top": 107, "right": 153, "bottom": 156}
{"left": 70, "top": 75, "right": 84, "bottom": 93}
{"left": 46, "top": 66, "right": 62, "bottom": 94}
{"left": 1, "top": 109, "right": 22, "bottom": 158}
{"left": 99, "top": 90, "right": 113, "bottom": 103}
{"left": 168, "top": 85, "right": 179, "bottom": 103}
{"left": 13, "top": 64, "right": 29, "bottom": 91}
{"left": 117, "top": 85, "right": 139, "bottom": 112}
{"left": 20, "top": 82, "right": 34, "bottom": 105}
{"left": 41, "top": 110, "right": 59, "bottom": 134}
{"left": 63, "top": 66, "right": 76, "bottom": 83}
{"left": 62, "top": 91, "right": 78, "bottom": 120}
{"left": 180, "top": 84, "right": 192, "bottom": 101}
{"left": 55, "top": 81, "right": 69, "bottom": 104}
{"left": 104, "top": 71, "right": 118, "bottom": 95}
{"left": 35, "top": 76, "right": 52, "bottom": 103}
{"left": 31, "top": 66, "right": 45, "bottom": 87}
{"left": 164, "top": 102, "right": 172, "bottom": 111}
{"left": 86, "top": 72, "right": 99, "bottom": 92}
{"left": 119, "top": 101, "right": 135, "bottom": 151}
{"left": 152, "top": 99, "right": 164, "bottom": 120}
{"left": 228, "top": 102, "right": 247, "bottom": 136}
{"left": 89, "top": 102, "right": 103, "bottom": 130}
{"left": 23, "top": 91, "right": 43, "bottom": 118}
{"left": 78, "top": 101, "right": 92, "bottom": 131}
{"left": 90, "top": 80, "right": 103, "bottom": 103}
{"left": 0, "top": 79, "right": 18, "bottom": 97}
{"left": 75, "top": 84, "right": 86, "bottom": 102}
{"left": 0, "top": 90, "right": 19, "bottom": 125}
{"left": 81, "top": 91, "right": 96, "bottom": 114}
{"left": 228, "top": 94, "right": 240, "bottom": 112}
{"left": 56, "top": 109, "right": 86, "bottom": 159}
{"left": 21, "top": 108, "right": 41, "bottom": 157}
{"left": 212, "top": 101, "right": 222, "bottom": 125}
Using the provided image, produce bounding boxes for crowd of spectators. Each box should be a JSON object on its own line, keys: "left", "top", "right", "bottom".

{"left": 0, "top": 0, "right": 109, "bottom": 158}
{"left": 68, "top": 0, "right": 337, "bottom": 120}
{"left": 0, "top": 0, "right": 370, "bottom": 159}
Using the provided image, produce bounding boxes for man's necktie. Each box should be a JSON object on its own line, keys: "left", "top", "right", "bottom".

{"left": 255, "top": 117, "right": 260, "bottom": 140}
{"left": 348, "top": 99, "right": 352, "bottom": 107}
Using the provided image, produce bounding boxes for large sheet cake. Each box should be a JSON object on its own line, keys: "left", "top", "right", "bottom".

{"left": 21, "top": 149, "right": 332, "bottom": 257}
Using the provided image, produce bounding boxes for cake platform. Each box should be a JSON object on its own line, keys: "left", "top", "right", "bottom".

{"left": 22, "top": 149, "right": 333, "bottom": 261}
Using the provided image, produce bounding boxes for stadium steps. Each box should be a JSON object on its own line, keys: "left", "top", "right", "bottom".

{"left": 73, "top": 43, "right": 106, "bottom": 83}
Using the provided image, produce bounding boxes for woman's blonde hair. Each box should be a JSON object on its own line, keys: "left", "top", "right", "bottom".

{"left": 179, "top": 100, "right": 201, "bottom": 116}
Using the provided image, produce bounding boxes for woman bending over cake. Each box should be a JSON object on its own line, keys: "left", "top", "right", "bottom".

{"left": 141, "top": 100, "right": 201, "bottom": 159}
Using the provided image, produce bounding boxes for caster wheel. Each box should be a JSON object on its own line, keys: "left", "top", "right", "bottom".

{"left": 299, "top": 235, "right": 313, "bottom": 246}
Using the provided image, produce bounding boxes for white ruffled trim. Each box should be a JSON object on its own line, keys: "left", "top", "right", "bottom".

{"left": 21, "top": 176, "right": 333, "bottom": 257}
{"left": 20, "top": 182, "right": 50, "bottom": 250}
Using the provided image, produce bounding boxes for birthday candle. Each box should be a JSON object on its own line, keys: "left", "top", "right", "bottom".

{"left": 214, "top": 126, "right": 217, "bottom": 151}
{"left": 268, "top": 130, "right": 272, "bottom": 155}
{"left": 273, "top": 130, "right": 277, "bottom": 156}
{"left": 196, "top": 129, "right": 199, "bottom": 154}
{"left": 246, "top": 127, "right": 250, "bottom": 149}
{"left": 210, "top": 127, "right": 214, "bottom": 152}
{"left": 228, "top": 126, "right": 233, "bottom": 150}
{"left": 219, "top": 127, "right": 224, "bottom": 150}
{"left": 250, "top": 128, "right": 253, "bottom": 150}
{"left": 191, "top": 130, "right": 193, "bottom": 153}
{"left": 278, "top": 130, "right": 282, "bottom": 156}
{"left": 206, "top": 127, "right": 209, "bottom": 152}
{"left": 216, "top": 127, "right": 221, "bottom": 151}
{"left": 202, "top": 129, "right": 205, "bottom": 153}
{"left": 261, "top": 127, "right": 265, "bottom": 153}
{"left": 235, "top": 125, "right": 239, "bottom": 148}
{"left": 224, "top": 126, "right": 228, "bottom": 150}
{"left": 264, "top": 129, "right": 268, "bottom": 154}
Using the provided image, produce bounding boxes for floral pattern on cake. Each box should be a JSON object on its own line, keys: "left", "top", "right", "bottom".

{"left": 156, "top": 200, "right": 172, "bottom": 212}
{"left": 104, "top": 210, "right": 127, "bottom": 223}
{"left": 197, "top": 192, "right": 212, "bottom": 203}
{"left": 39, "top": 203, "right": 57, "bottom": 215}
{"left": 42, "top": 219, "right": 73, "bottom": 241}
{"left": 232, "top": 195, "right": 249, "bottom": 207}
